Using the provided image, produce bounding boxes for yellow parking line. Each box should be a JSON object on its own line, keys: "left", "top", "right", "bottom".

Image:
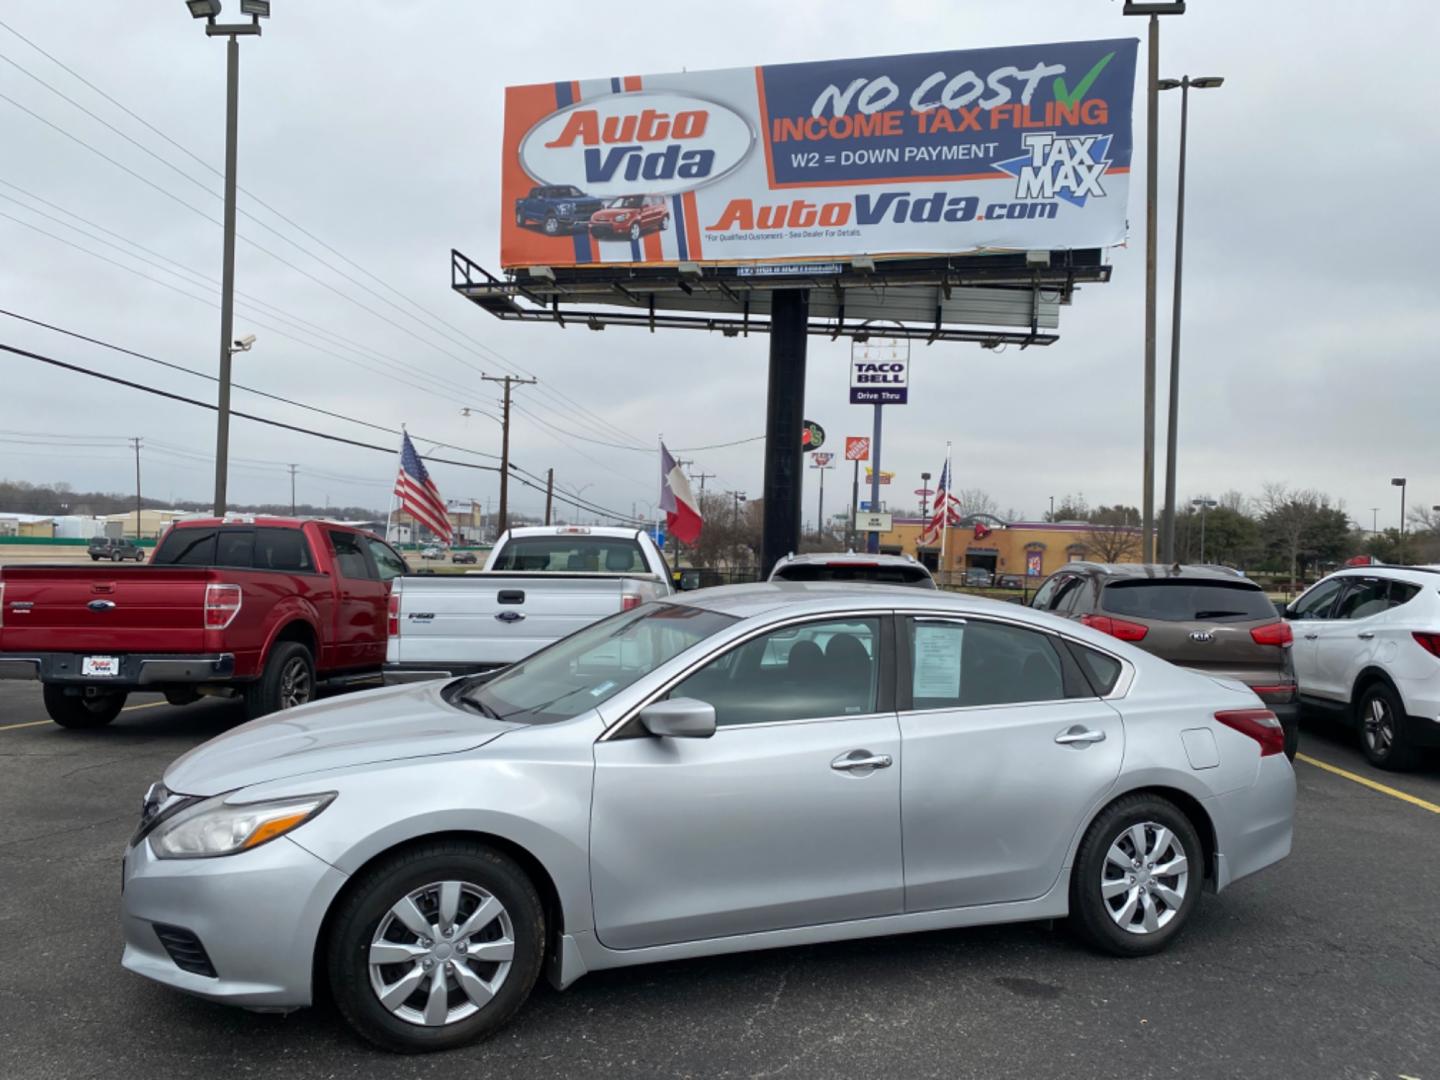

{"left": 1296, "top": 753, "right": 1440, "bottom": 815}
{"left": 0, "top": 699, "right": 168, "bottom": 733}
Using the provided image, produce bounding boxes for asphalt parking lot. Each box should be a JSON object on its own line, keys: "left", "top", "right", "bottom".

{"left": 0, "top": 681, "right": 1436, "bottom": 1080}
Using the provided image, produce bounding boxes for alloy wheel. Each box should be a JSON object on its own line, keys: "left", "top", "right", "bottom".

{"left": 368, "top": 881, "right": 515, "bottom": 1027}
{"left": 1099, "top": 822, "right": 1189, "bottom": 934}
{"left": 1362, "top": 695, "right": 1394, "bottom": 756}
{"left": 278, "top": 656, "right": 312, "bottom": 709}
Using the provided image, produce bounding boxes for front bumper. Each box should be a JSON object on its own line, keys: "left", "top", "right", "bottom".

{"left": 0, "top": 652, "right": 236, "bottom": 688}
{"left": 121, "top": 833, "right": 347, "bottom": 1010}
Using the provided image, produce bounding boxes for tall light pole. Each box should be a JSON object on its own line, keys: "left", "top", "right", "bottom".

{"left": 1124, "top": 1, "right": 1186, "bottom": 564}
{"left": 1370, "top": 507, "right": 1380, "bottom": 534}
{"left": 1158, "top": 73, "right": 1223, "bottom": 563}
{"left": 1191, "top": 497, "right": 1218, "bottom": 563}
{"left": 919, "top": 472, "right": 932, "bottom": 526}
{"left": 1392, "top": 478, "right": 1407, "bottom": 564}
{"left": 185, "top": 0, "right": 269, "bottom": 516}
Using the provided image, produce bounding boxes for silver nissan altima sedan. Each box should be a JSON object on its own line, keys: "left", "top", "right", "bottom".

{"left": 121, "top": 583, "right": 1295, "bottom": 1053}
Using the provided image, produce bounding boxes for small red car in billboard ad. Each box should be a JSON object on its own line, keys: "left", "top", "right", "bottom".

{"left": 589, "top": 195, "right": 670, "bottom": 241}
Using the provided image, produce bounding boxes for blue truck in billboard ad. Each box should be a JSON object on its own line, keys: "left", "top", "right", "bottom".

{"left": 502, "top": 39, "right": 1137, "bottom": 268}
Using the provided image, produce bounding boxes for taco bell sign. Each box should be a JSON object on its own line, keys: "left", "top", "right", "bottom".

{"left": 850, "top": 352, "right": 908, "bottom": 405}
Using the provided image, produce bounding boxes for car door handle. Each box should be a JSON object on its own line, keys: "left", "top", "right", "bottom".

{"left": 1055, "top": 727, "right": 1107, "bottom": 746}
{"left": 1357, "top": 631, "right": 1375, "bottom": 640}
{"left": 1303, "top": 633, "right": 1318, "bottom": 640}
{"left": 831, "top": 751, "right": 892, "bottom": 771}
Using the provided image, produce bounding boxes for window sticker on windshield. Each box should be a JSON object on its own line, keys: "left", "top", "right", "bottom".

{"left": 590, "top": 680, "right": 617, "bottom": 697}
{"left": 914, "top": 624, "right": 963, "bottom": 699}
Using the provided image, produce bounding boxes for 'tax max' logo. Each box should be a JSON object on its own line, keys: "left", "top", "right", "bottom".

{"left": 992, "top": 132, "right": 1114, "bottom": 207}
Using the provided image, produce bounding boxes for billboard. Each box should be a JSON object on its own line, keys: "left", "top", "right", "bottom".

{"left": 501, "top": 39, "right": 1136, "bottom": 269}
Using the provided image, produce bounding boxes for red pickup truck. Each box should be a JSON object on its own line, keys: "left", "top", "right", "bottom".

{"left": 0, "top": 518, "right": 410, "bottom": 728}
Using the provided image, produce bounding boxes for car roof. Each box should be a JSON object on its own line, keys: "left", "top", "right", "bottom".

{"left": 503, "top": 526, "right": 642, "bottom": 541}
{"left": 772, "top": 551, "right": 924, "bottom": 570}
{"left": 1317, "top": 565, "right": 1440, "bottom": 585}
{"left": 1058, "top": 562, "right": 1254, "bottom": 583}
{"left": 673, "top": 581, "right": 1010, "bottom": 619}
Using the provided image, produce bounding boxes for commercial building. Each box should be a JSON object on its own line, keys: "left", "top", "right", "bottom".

{"left": 877, "top": 519, "right": 1144, "bottom": 582}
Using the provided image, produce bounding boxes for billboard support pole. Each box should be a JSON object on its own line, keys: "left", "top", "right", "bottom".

{"left": 761, "top": 289, "right": 808, "bottom": 576}
{"left": 867, "top": 403, "right": 882, "bottom": 554}
{"left": 1142, "top": 12, "right": 1160, "bottom": 564}
{"left": 850, "top": 460, "right": 859, "bottom": 550}
{"left": 817, "top": 463, "right": 825, "bottom": 544}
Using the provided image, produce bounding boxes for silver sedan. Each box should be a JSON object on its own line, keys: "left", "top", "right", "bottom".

{"left": 121, "top": 583, "right": 1295, "bottom": 1053}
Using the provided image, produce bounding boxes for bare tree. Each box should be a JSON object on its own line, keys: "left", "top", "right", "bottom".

{"left": 1083, "top": 525, "right": 1141, "bottom": 562}
{"left": 954, "top": 488, "right": 997, "bottom": 519}
{"left": 1218, "top": 489, "right": 1250, "bottom": 514}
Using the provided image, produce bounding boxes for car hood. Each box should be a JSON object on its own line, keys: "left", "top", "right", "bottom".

{"left": 164, "top": 680, "right": 514, "bottom": 796}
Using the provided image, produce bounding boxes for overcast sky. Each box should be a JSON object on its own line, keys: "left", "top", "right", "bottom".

{"left": 2, "top": 1, "right": 1436, "bottom": 530}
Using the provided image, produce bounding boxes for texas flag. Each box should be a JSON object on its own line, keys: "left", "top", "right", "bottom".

{"left": 660, "top": 442, "right": 703, "bottom": 545}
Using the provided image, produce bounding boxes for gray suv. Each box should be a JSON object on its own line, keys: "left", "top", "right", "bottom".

{"left": 1032, "top": 563, "right": 1298, "bottom": 758}
{"left": 88, "top": 537, "right": 145, "bottom": 562}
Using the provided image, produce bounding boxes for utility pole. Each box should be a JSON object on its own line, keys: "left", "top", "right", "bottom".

{"left": 288, "top": 464, "right": 297, "bottom": 516}
{"left": 691, "top": 470, "right": 716, "bottom": 498}
{"left": 480, "top": 373, "right": 537, "bottom": 536}
{"left": 544, "top": 468, "right": 554, "bottom": 526}
{"left": 131, "top": 437, "right": 142, "bottom": 540}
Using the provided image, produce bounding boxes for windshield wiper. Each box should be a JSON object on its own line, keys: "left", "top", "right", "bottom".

{"left": 1193, "top": 610, "right": 1246, "bottom": 619}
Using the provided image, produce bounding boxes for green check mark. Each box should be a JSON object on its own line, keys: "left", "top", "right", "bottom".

{"left": 1052, "top": 51, "right": 1115, "bottom": 107}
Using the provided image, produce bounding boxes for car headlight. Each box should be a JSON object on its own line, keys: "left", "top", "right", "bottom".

{"left": 558, "top": 201, "right": 574, "bottom": 213}
{"left": 150, "top": 793, "right": 335, "bottom": 859}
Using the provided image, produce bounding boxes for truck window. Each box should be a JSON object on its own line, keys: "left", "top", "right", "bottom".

{"left": 329, "top": 530, "right": 373, "bottom": 580}
{"left": 152, "top": 528, "right": 218, "bottom": 566}
{"left": 256, "top": 527, "right": 314, "bottom": 572}
{"left": 491, "top": 537, "right": 647, "bottom": 573}
{"left": 364, "top": 537, "right": 408, "bottom": 581}
{"left": 215, "top": 529, "right": 255, "bottom": 568}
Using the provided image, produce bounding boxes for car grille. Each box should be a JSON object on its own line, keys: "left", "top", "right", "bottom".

{"left": 153, "top": 924, "right": 217, "bottom": 978}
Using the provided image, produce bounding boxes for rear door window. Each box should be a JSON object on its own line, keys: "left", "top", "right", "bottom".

{"left": 256, "top": 527, "right": 314, "bottom": 572}
{"left": 214, "top": 528, "right": 255, "bottom": 568}
{"left": 328, "top": 530, "right": 374, "bottom": 580}
{"left": 905, "top": 618, "right": 1074, "bottom": 709}
{"left": 1068, "top": 641, "right": 1124, "bottom": 695}
{"left": 1102, "top": 580, "right": 1274, "bottom": 622}
{"left": 1333, "top": 578, "right": 1389, "bottom": 620}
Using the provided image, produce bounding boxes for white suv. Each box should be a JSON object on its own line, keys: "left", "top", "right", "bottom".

{"left": 1285, "top": 566, "right": 1440, "bottom": 769}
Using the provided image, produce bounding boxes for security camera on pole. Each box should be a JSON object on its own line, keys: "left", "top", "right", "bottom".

{"left": 849, "top": 334, "right": 909, "bottom": 554}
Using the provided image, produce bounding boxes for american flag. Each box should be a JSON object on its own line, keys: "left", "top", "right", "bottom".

{"left": 920, "top": 458, "right": 963, "bottom": 545}
{"left": 394, "top": 432, "right": 452, "bottom": 542}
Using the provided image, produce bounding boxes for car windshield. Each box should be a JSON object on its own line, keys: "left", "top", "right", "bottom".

{"left": 491, "top": 536, "right": 649, "bottom": 573}
{"left": 1102, "top": 579, "right": 1275, "bottom": 622}
{"left": 773, "top": 562, "right": 934, "bottom": 587}
{"left": 458, "top": 603, "right": 736, "bottom": 724}
{"left": 605, "top": 196, "right": 644, "bottom": 208}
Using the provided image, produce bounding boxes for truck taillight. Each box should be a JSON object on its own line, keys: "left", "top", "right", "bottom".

{"left": 388, "top": 592, "right": 400, "bottom": 636}
{"left": 1250, "top": 621, "right": 1293, "bottom": 647}
{"left": 0, "top": 582, "right": 5, "bottom": 628}
{"left": 203, "top": 584, "right": 242, "bottom": 630}
{"left": 621, "top": 592, "right": 643, "bottom": 612}
{"left": 1216, "top": 708, "right": 1285, "bottom": 757}
{"left": 1080, "top": 614, "right": 1148, "bottom": 641}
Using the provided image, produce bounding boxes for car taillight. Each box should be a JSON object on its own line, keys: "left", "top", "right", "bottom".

{"left": 1080, "top": 614, "right": 1148, "bottom": 641}
{"left": 203, "top": 584, "right": 242, "bottom": 630}
{"left": 1216, "top": 708, "right": 1285, "bottom": 757}
{"left": 388, "top": 592, "right": 400, "bottom": 637}
{"left": 1250, "top": 621, "right": 1293, "bottom": 647}
{"left": 621, "top": 592, "right": 643, "bottom": 612}
{"left": 1412, "top": 632, "right": 1440, "bottom": 657}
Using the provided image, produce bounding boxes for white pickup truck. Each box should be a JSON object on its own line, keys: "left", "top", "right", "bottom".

{"left": 382, "top": 525, "right": 674, "bottom": 683}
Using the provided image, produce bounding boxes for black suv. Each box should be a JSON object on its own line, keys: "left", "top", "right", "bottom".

{"left": 1031, "top": 563, "right": 1298, "bottom": 758}
{"left": 88, "top": 537, "right": 146, "bottom": 562}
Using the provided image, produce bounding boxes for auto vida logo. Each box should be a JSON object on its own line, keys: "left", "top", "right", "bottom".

{"left": 519, "top": 91, "right": 754, "bottom": 198}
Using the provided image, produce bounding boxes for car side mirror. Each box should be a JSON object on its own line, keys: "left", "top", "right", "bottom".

{"left": 639, "top": 697, "right": 716, "bottom": 739}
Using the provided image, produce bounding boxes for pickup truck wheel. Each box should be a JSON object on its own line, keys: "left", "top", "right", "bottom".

{"left": 43, "top": 686, "right": 126, "bottom": 729}
{"left": 243, "top": 641, "right": 315, "bottom": 719}
{"left": 542, "top": 215, "right": 559, "bottom": 235}
{"left": 628, "top": 222, "right": 641, "bottom": 242}
{"left": 514, "top": 208, "right": 524, "bottom": 227}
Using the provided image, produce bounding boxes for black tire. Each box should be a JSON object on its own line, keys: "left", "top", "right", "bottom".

{"left": 1068, "top": 793, "right": 1204, "bottom": 957}
{"left": 241, "top": 641, "right": 314, "bottom": 720}
{"left": 43, "top": 685, "right": 126, "bottom": 729}
{"left": 1281, "top": 715, "right": 1299, "bottom": 762}
{"left": 111, "top": 552, "right": 121, "bottom": 562}
{"left": 542, "top": 215, "right": 559, "bottom": 236}
{"left": 163, "top": 688, "right": 201, "bottom": 707}
{"left": 1356, "top": 681, "right": 1419, "bottom": 770}
{"left": 628, "top": 222, "right": 641, "bottom": 242}
{"left": 515, "top": 208, "right": 524, "bottom": 227}
{"left": 90, "top": 555, "right": 100, "bottom": 561}
{"left": 326, "top": 841, "right": 545, "bottom": 1054}
{"left": 660, "top": 215, "right": 669, "bottom": 231}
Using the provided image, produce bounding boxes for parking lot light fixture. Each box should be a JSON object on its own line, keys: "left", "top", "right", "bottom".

{"left": 1392, "top": 478, "right": 1407, "bottom": 563}
{"left": 1158, "top": 73, "right": 1223, "bottom": 564}
{"left": 186, "top": 0, "right": 221, "bottom": 18}
{"left": 1191, "top": 497, "right": 1218, "bottom": 562}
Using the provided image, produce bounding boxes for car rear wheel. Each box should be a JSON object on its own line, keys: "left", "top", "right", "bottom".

{"left": 1357, "top": 682, "right": 1418, "bottom": 770}
{"left": 514, "top": 208, "right": 524, "bottom": 227}
{"left": 543, "top": 215, "right": 559, "bottom": 235}
{"left": 1068, "top": 794, "right": 1202, "bottom": 957}
{"left": 628, "top": 222, "right": 641, "bottom": 241}
{"left": 660, "top": 215, "right": 669, "bottom": 231}
{"left": 326, "top": 841, "right": 544, "bottom": 1054}
{"left": 43, "top": 685, "right": 127, "bottom": 729}
{"left": 242, "top": 641, "right": 314, "bottom": 719}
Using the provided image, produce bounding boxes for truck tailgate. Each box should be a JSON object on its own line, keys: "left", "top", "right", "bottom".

{"left": 0, "top": 566, "right": 214, "bottom": 654}
{"left": 390, "top": 573, "right": 637, "bottom": 668}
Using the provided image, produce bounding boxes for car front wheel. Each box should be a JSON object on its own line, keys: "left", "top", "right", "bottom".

{"left": 543, "top": 215, "right": 559, "bottom": 235}
{"left": 1068, "top": 794, "right": 1202, "bottom": 957}
{"left": 628, "top": 222, "right": 641, "bottom": 241}
{"left": 327, "top": 841, "right": 545, "bottom": 1054}
{"left": 1357, "top": 682, "right": 1418, "bottom": 770}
